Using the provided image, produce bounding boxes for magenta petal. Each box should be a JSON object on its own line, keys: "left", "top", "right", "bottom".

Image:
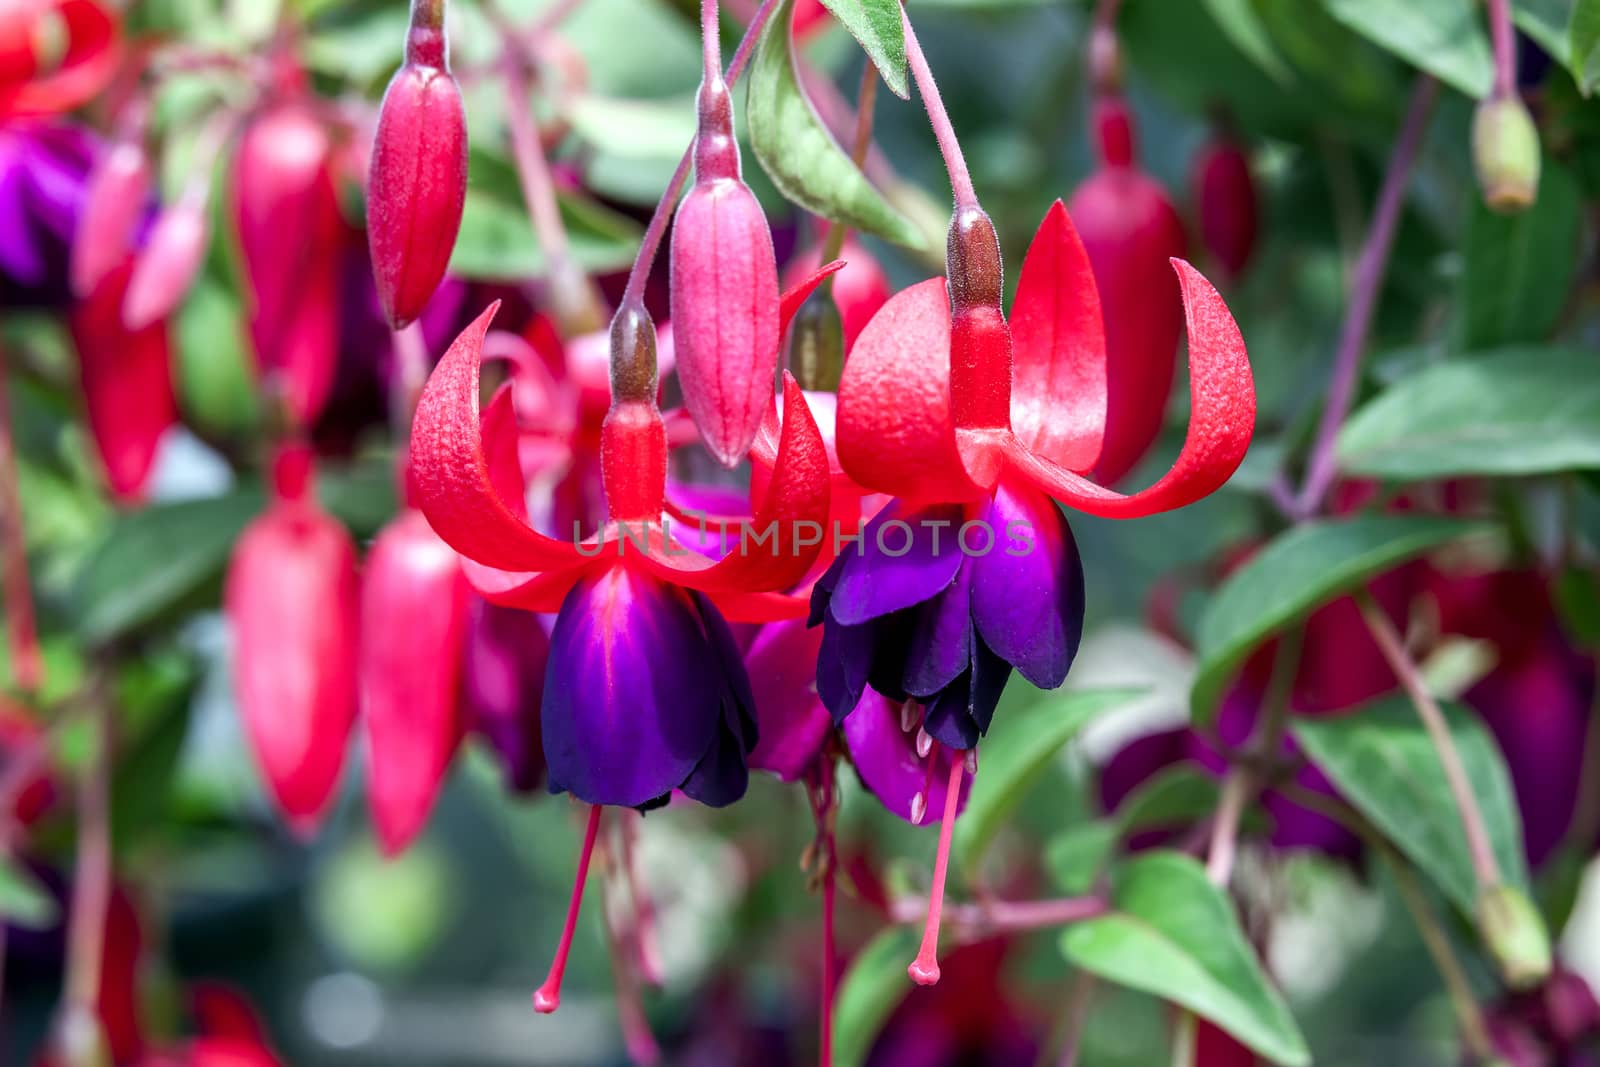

{"left": 843, "top": 689, "right": 971, "bottom": 824}
{"left": 827, "top": 501, "right": 965, "bottom": 626}
{"left": 542, "top": 568, "right": 722, "bottom": 807}
{"left": 745, "top": 617, "right": 831, "bottom": 781}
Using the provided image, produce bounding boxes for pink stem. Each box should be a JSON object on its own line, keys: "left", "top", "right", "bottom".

{"left": 900, "top": 8, "right": 977, "bottom": 208}
{"left": 890, "top": 893, "right": 1106, "bottom": 934}
{"left": 1295, "top": 77, "right": 1437, "bottom": 518}
{"left": 63, "top": 703, "right": 111, "bottom": 1024}
{"left": 908, "top": 758, "right": 965, "bottom": 985}
{"left": 534, "top": 804, "right": 605, "bottom": 1013}
{"left": 1488, "top": 0, "right": 1516, "bottom": 98}
{"left": 598, "top": 827, "right": 661, "bottom": 1066}
{"left": 811, "top": 760, "right": 839, "bottom": 1067}
{"left": 0, "top": 348, "right": 40, "bottom": 693}
{"left": 620, "top": 811, "right": 663, "bottom": 986}
{"left": 702, "top": 0, "right": 721, "bottom": 83}
{"left": 618, "top": 0, "right": 780, "bottom": 311}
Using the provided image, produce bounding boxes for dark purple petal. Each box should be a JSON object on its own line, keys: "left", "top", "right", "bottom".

{"left": 922, "top": 634, "right": 1012, "bottom": 750}
{"left": 463, "top": 599, "right": 550, "bottom": 793}
{"left": 827, "top": 501, "right": 965, "bottom": 625}
{"left": 543, "top": 568, "right": 722, "bottom": 807}
{"left": 1097, "top": 727, "right": 1191, "bottom": 814}
{"left": 904, "top": 561, "right": 974, "bottom": 697}
{"left": 681, "top": 592, "right": 759, "bottom": 807}
{"left": 0, "top": 165, "right": 44, "bottom": 284}
{"left": 842, "top": 688, "right": 969, "bottom": 824}
{"left": 971, "top": 481, "right": 1085, "bottom": 689}
{"left": 818, "top": 616, "right": 872, "bottom": 723}
{"left": 745, "top": 617, "right": 831, "bottom": 781}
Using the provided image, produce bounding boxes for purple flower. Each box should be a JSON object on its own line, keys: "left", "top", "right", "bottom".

{"left": 1486, "top": 967, "right": 1600, "bottom": 1066}
{"left": 812, "top": 479, "right": 1085, "bottom": 752}
{"left": 0, "top": 122, "right": 102, "bottom": 309}
{"left": 542, "top": 566, "right": 758, "bottom": 808}
{"left": 463, "top": 598, "right": 550, "bottom": 793}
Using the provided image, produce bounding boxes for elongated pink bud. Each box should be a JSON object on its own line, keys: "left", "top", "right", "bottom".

{"left": 122, "top": 188, "right": 208, "bottom": 330}
{"left": 1068, "top": 95, "right": 1187, "bottom": 486}
{"left": 67, "top": 259, "right": 176, "bottom": 502}
{"left": 360, "top": 507, "right": 470, "bottom": 856}
{"left": 71, "top": 136, "right": 149, "bottom": 298}
{"left": 366, "top": 8, "right": 467, "bottom": 330}
{"left": 1191, "top": 134, "right": 1257, "bottom": 279}
{"left": 231, "top": 103, "right": 343, "bottom": 426}
{"left": 225, "top": 446, "right": 359, "bottom": 834}
{"left": 669, "top": 77, "right": 779, "bottom": 468}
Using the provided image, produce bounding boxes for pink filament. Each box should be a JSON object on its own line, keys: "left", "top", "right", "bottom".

{"left": 908, "top": 757, "right": 965, "bottom": 985}
{"left": 533, "top": 804, "right": 604, "bottom": 1013}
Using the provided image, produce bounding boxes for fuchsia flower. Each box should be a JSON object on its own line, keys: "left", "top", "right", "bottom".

{"left": 462, "top": 599, "right": 550, "bottom": 793}
{"left": 819, "top": 199, "right": 1253, "bottom": 980}
{"left": 123, "top": 183, "right": 209, "bottom": 330}
{"left": 359, "top": 506, "right": 471, "bottom": 856}
{"left": 0, "top": 0, "right": 120, "bottom": 119}
{"left": 1191, "top": 132, "right": 1259, "bottom": 281}
{"left": 70, "top": 133, "right": 150, "bottom": 299}
{"left": 225, "top": 445, "right": 359, "bottom": 832}
{"left": 67, "top": 258, "right": 177, "bottom": 502}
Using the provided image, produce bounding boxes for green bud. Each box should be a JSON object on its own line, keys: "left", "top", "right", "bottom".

{"left": 1472, "top": 95, "right": 1541, "bottom": 213}
{"left": 1477, "top": 884, "right": 1552, "bottom": 990}
{"left": 786, "top": 293, "right": 845, "bottom": 393}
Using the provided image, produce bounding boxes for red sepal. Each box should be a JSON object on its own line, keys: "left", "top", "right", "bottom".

{"left": 0, "top": 0, "right": 119, "bottom": 118}
{"left": 409, "top": 302, "right": 585, "bottom": 573}
{"left": 1007, "top": 259, "right": 1253, "bottom": 518}
{"left": 1009, "top": 200, "right": 1107, "bottom": 473}
{"left": 779, "top": 259, "right": 845, "bottom": 334}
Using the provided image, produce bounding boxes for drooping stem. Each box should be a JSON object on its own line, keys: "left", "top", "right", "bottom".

{"left": 1169, "top": 1011, "right": 1196, "bottom": 1067}
{"left": 390, "top": 322, "right": 430, "bottom": 442}
{"left": 1356, "top": 589, "right": 1502, "bottom": 891}
{"left": 0, "top": 346, "right": 41, "bottom": 693}
{"left": 534, "top": 804, "right": 605, "bottom": 1014}
{"left": 1294, "top": 77, "right": 1437, "bottom": 518}
{"left": 407, "top": 0, "right": 447, "bottom": 67}
{"left": 1051, "top": 973, "right": 1097, "bottom": 1067}
{"left": 598, "top": 827, "right": 661, "bottom": 1066}
{"left": 58, "top": 701, "right": 112, "bottom": 1065}
{"left": 1487, "top": 0, "right": 1516, "bottom": 99}
{"left": 701, "top": 0, "right": 721, "bottom": 84}
{"left": 619, "top": 810, "right": 663, "bottom": 986}
{"left": 908, "top": 757, "right": 966, "bottom": 985}
{"left": 900, "top": 8, "right": 977, "bottom": 208}
{"left": 410, "top": 0, "right": 444, "bottom": 31}
{"left": 819, "top": 63, "right": 879, "bottom": 268}
{"left": 810, "top": 759, "right": 839, "bottom": 1067}
{"left": 617, "top": 0, "right": 782, "bottom": 311}
{"left": 890, "top": 893, "right": 1107, "bottom": 934}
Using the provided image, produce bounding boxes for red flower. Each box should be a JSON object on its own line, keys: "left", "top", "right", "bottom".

{"left": 0, "top": 1, "right": 120, "bottom": 119}
{"left": 835, "top": 199, "right": 1253, "bottom": 523}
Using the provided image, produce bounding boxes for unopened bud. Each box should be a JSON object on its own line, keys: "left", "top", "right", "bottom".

{"left": 72, "top": 138, "right": 150, "bottom": 298}
{"left": 1473, "top": 94, "right": 1541, "bottom": 213}
{"left": 1478, "top": 884, "right": 1552, "bottom": 990}
{"left": 786, "top": 293, "right": 844, "bottom": 392}
{"left": 946, "top": 204, "right": 1002, "bottom": 311}
{"left": 122, "top": 190, "right": 208, "bottom": 330}
{"left": 608, "top": 301, "right": 659, "bottom": 405}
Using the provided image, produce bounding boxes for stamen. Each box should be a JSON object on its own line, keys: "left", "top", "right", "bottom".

{"left": 908, "top": 757, "right": 965, "bottom": 986}
{"left": 533, "top": 804, "right": 604, "bottom": 1013}
{"left": 909, "top": 790, "right": 927, "bottom": 826}
{"left": 964, "top": 747, "right": 978, "bottom": 776}
{"left": 915, "top": 727, "right": 933, "bottom": 759}
{"left": 900, "top": 699, "right": 920, "bottom": 734}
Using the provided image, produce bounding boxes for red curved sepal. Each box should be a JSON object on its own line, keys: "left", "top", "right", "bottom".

{"left": 779, "top": 259, "right": 846, "bottom": 335}
{"left": 1009, "top": 200, "right": 1107, "bottom": 473}
{"left": 409, "top": 302, "right": 585, "bottom": 572}
{"left": 1008, "top": 259, "right": 1254, "bottom": 518}
{"left": 836, "top": 278, "right": 987, "bottom": 504}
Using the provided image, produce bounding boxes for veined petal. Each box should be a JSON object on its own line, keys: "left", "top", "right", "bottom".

{"left": 836, "top": 278, "right": 986, "bottom": 504}
{"left": 409, "top": 302, "right": 586, "bottom": 573}
{"left": 1006, "top": 260, "right": 1254, "bottom": 519}
{"left": 542, "top": 567, "right": 722, "bottom": 808}
{"left": 1009, "top": 201, "right": 1107, "bottom": 473}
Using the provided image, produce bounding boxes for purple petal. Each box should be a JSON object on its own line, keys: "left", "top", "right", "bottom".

{"left": 922, "top": 634, "right": 1012, "bottom": 750}
{"left": 842, "top": 689, "right": 970, "bottom": 824}
{"left": 681, "top": 592, "right": 758, "bottom": 807}
{"left": 463, "top": 599, "right": 550, "bottom": 793}
{"left": 827, "top": 501, "right": 965, "bottom": 625}
{"left": 904, "top": 562, "right": 974, "bottom": 697}
{"left": 745, "top": 617, "right": 831, "bottom": 781}
{"left": 0, "top": 167, "right": 44, "bottom": 284}
{"left": 543, "top": 568, "right": 721, "bottom": 807}
{"left": 971, "top": 481, "right": 1084, "bottom": 689}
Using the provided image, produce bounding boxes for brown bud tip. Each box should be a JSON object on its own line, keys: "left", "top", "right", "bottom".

{"left": 609, "top": 302, "right": 659, "bottom": 404}
{"left": 1089, "top": 24, "right": 1121, "bottom": 93}
{"left": 787, "top": 294, "right": 845, "bottom": 392}
{"left": 1473, "top": 95, "right": 1541, "bottom": 213}
{"left": 694, "top": 76, "right": 740, "bottom": 182}
{"left": 946, "top": 205, "right": 1003, "bottom": 311}
{"left": 1477, "top": 885, "right": 1552, "bottom": 990}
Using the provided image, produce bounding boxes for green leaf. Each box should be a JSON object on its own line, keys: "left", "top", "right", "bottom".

{"left": 746, "top": 0, "right": 924, "bottom": 249}
{"left": 1190, "top": 517, "right": 1488, "bottom": 719}
{"left": 1046, "top": 822, "right": 1119, "bottom": 895}
{"left": 1060, "top": 852, "right": 1311, "bottom": 1066}
{"left": 74, "top": 491, "right": 264, "bottom": 643}
{"left": 815, "top": 0, "right": 908, "bottom": 97}
{"left": 1293, "top": 695, "right": 1530, "bottom": 914}
{"left": 0, "top": 858, "right": 58, "bottom": 929}
{"left": 1554, "top": 564, "right": 1600, "bottom": 643}
{"left": 1200, "top": 0, "right": 1293, "bottom": 82}
{"left": 566, "top": 94, "right": 697, "bottom": 161}
{"left": 833, "top": 926, "right": 920, "bottom": 1067}
{"left": 1338, "top": 347, "right": 1600, "bottom": 480}
{"left": 1573, "top": 0, "right": 1600, "bottom": 93}
{"left": 1324, "top": 0, "right": 1494, "bottom": 97}
{"left": 1117, "top": 766, "right": 1228, "bottom": 833}
{"left": 1461, "top": 162, "right": 1582, "bottom": 349}
{"left": 952, "top": 688, "right": 1140, "bottom": 878}
{"left": 175, "top": 276, "right": 262, "bottom": 439}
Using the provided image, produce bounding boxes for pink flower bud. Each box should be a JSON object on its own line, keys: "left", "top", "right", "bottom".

{"left": 1068, "top": 97, "right": 1187, "bottom": 486}
{"left": 366, "top": 56, "right": 467, "bottom": 330}
{"left": 225, "top": 448, "right": 359, "bottom": 833}
{"left": 669, "top": 78, "right": 780, "bottom": 468}
{"left": 360, "top": 507, "right": 470, "bottom": 856}
{"left": 230, "top": 103, "right": 344, "bottom": 426}
{"left": 71, "top": 136, "right": 148, "bottom": 298}
{"left": 1191, "top": 135, "right": 1257, "bottom": 279}
{"left": 67, "top": 259, "right": 176, "bottom": 502}
{"left": 122, "top": 189, "right": 208, "bottom": 330}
